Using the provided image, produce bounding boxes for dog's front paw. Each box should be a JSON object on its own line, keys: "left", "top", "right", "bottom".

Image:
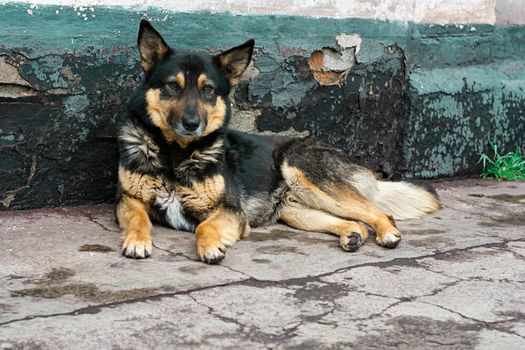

{"left": 197, "top": 244, "right": 226, "bottom": 264}
{"left": 376, "top": 230, "right": 401, "bottom": 248}
{"left": 122, "top": 235, "right": 153, "bottom": 259}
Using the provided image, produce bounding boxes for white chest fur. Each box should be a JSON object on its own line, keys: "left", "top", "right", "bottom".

{"left": 155, "top": 190, "right": 195, "bottom": 232}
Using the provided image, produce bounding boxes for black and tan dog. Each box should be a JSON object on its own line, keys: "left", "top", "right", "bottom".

{"left": 116, "top": 20, "right": 440, "bottom": 264}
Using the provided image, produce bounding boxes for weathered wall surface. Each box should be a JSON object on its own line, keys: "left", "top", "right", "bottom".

{"left": 3, "top": 0, "right": 499, "bottom": 23}
{"left": 0, "top": 1, "right": 524, "bottom": 210}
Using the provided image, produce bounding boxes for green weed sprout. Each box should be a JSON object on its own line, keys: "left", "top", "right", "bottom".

{"left": 479, "top": 140, "right": 525, "bottom": 180}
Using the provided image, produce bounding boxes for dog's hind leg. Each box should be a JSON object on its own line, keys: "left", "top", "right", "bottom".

{"left": 280, "top": 203, "right": 369, "bottom": 252}
{"left": 117, "top": 196, "right": 153, "bottom": 258}
{"left": 281, "top": 161, "right": 401, "bottom": 248}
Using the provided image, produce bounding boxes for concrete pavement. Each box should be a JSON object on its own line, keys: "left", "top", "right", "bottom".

{"left": 1, "top": 180, "right": 524, "bottom": 349}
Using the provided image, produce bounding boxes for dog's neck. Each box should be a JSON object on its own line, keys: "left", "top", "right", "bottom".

{"left": 167, "top": 129, "right": 226, "bottom": 184}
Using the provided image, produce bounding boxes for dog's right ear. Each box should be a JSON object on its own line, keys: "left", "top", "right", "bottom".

{"left": 216, "top": 39, "right": 255, "bottom": 87}
{"left": 138, "top": 20, "right": 170, "bottom": 72}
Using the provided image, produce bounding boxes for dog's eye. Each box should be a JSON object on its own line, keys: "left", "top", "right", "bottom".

{"left": 166, "top": 81, "right": 181, "bottom": 91}
{"left": 202, "top": 84, "right": 214, "bottom": 94}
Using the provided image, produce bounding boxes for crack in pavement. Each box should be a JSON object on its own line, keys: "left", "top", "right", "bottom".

{"left": 419, "top": 263, "right": 525, "bottom": 284}
{"left": 151, "top": 242, "right": 194, "bottom": 261}
{"left": 0, "top": 279, "right": 251, "bottom": 327}
{"left": 418, "top": 301, "right": 525, "bottom": 340}
{"left": 188, "top": 294, "right": 245, "bottom": 329}
{"left": 307, "top": 237, "right": 525, "bottom": 284}
{"left": 152, "top": 242, "right": 255, "bottom": 279}
{"left": 346, "top": 299, "right": 406, "bottom": 323}
{"left": 84, "top": 214, "right": 119, "bottom": 233}
{"left": 504, "top": 249, "right": 525, "bottom": 261}
{"left": 219, "top": 264, "right": 255, "bottom": 280}
{"left": 189, "top": 293, "right": 303, "bottom": 347}
{"left": 2, "top": 237, "right": 525, "bottom": 327}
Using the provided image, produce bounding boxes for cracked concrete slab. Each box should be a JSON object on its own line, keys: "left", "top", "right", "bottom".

{"left": 1, "top": 179, "right": 524, "bottom": 349}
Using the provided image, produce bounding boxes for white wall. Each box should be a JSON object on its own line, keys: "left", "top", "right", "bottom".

{"left": 496, "top": 0, "right": 525, "bottom": 24}
{"left": 3, "top": 0, "right": 524, "bottom": 25}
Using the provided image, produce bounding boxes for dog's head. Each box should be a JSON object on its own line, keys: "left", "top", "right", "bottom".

{"left": 137, "top": 20, "right": 254, "bottom": 146}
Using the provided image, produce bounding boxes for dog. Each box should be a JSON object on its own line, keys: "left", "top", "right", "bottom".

{"left": 116, "top": 20, "right": 440, "bottom": 264}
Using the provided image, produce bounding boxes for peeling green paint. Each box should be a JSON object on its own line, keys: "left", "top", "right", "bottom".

{"left": 19, "top": 55, "right": 68, "bottom": 89}
{"left": 64, "top": 95, "right": 90, "bottom": 117}
{"left": 1, "top": 4, "right": 524, "bottom": 66}
{"left": 356, "top": 40, "right": 385, "bottom": 64}
{"left": 1, "top": 3, "right": 525, "bottom": 209}
{"left": 0, "top": 4, "right": 407, "bottom": 58}
{"left": 403, "top": 60, "right": 525, "bottom": 178}
{"left": 2, "top": 134, "right": 16, "bottom": 142}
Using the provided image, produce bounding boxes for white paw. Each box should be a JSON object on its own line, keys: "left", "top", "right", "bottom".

{"left": 340, "top": 232, "right": 363, "bottom": 252}
{"left": 122, "top": 237, "right": 153, "bottom": 258}
{"left": 376, "top": 231, "right": 401, "bottom": 248}
{"left": 198, "top": 245, "right": 226, "bottom": 264}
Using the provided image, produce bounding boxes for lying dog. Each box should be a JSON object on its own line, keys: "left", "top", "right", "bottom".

{"left": 116, "top": 20, "right": 440, "bottom": 264}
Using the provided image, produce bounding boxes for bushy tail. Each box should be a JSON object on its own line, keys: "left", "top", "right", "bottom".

{"left": 368, "top": 181, "right": 440, "bottom": 220}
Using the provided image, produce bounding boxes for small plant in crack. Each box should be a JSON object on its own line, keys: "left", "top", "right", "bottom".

{"left": 479, "top": 139, "right": 525, "bottom": 180}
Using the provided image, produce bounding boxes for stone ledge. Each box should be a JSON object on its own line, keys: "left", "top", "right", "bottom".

{"left": 403, "top": 61, "right": 525, "bottom": 178}
{"left": 1, "top": 4, "right": 524, "bottom": 209}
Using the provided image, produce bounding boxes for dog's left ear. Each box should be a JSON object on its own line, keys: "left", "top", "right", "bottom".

{"left": 216, "top": 39, "right": 255, "bottom": 86}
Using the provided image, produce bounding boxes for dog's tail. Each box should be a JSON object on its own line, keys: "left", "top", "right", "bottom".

{"left": 349, "top": 172, "right": 440, "bottom": 220}
{"left": 370, "top": 181, "right": 440, "bottom": 220}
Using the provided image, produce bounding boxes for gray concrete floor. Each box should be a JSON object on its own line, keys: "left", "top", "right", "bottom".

{"left": 1, "top": 180, "right": 525, "bottom": 349}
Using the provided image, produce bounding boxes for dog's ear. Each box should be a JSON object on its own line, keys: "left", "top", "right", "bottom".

{"left": 216, "top": 39, "right": 255, "bottom": 86}
{"left": 138, "top": 20, "right": 170, "bottom": 72}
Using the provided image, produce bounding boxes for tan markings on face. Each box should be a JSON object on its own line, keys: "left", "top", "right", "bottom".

{"left": 167, "top": 72, "right": 185, "bottom": 89}
{"left": 118, "top": 167, "right": 164, "bottom": 205}
{"left": 177, "top": 174, "right": 225, "bottom": 217}
{"left": 145, "top": 88, "right": 192, "bottom": 147}
{"left": 197, "top": 74, "right": 208, "bottom": 89}
{"left": 202, "top": 96, "right": 227, "bottom": 137}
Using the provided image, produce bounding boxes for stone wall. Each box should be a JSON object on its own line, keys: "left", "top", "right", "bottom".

{"left": 1, "top": 1, "right": 524, "bottom": 210}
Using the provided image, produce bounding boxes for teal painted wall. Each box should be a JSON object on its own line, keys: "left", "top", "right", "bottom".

{"left": 1, "top": 3, "right": 524, "bottom": 209}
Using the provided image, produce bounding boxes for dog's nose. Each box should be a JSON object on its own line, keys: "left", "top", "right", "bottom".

{"left": 182, "top": 115, "right": 201, "bottom": 132}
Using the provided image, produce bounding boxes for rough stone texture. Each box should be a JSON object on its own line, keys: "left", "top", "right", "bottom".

{"left": 1, "top": 4, "right": 525, "bottom": 210}
{"left": 497, "top": 0, "right": 525, "bottom": 25}
{"left": 1, "top": 180, "right": 525, "bottom": 348}
{"left": 0, "top": 51, "right": 138, "bottom": 209}
{"left": 245, "top": 44, "right": 406, "bottom": 177}
{"left": 403, "top": 61, "right": 525, "bottom": 178}
{"left": 15, "top": 0, "right": 501, "bottom": 24}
